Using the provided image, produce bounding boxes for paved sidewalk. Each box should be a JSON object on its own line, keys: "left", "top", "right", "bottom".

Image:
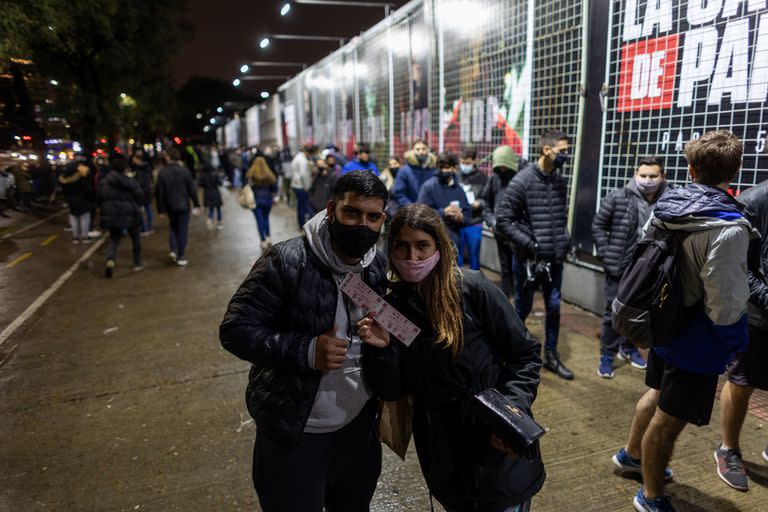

{"left": 0, "top": 191, "right": 766, "bottom": 511}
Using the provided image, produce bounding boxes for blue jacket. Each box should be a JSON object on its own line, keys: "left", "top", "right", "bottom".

{"left": 651, "top": 184, "right": 753, "bottom": 375}
{"left": 394, "top": 151, "right": 438, "bottom": 206}
{"left": 341, "top": 159, "right": 379, "bottom": 176}
{"left": 417, "top": 175, "right": 472, "bottom": 246}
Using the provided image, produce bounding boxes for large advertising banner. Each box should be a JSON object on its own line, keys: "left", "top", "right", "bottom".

{"left": 245, "top": 105, "right": 260, "bottom": 147}
{"left": 600, "top": 0, "right": 768, "bottom": 200}
{"left": 438, "top": 0, "right": 532, "bottom": 164}
{"left": 334, "top": 52, "right": 356, "bottom": 159}
{"left": 356, "top": 31, "right": 391, "bottom": 165}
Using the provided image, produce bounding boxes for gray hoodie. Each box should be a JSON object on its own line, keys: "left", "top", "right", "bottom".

{"left": 302, "top": 210, "right": 378, "bottom": 433}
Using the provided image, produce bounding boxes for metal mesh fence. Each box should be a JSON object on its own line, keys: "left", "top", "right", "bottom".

{"left": 357, "top": 30, "right": 392, "bottom": 166}
{"left": 599, "top": 0, "right": 768, "bottom": 203}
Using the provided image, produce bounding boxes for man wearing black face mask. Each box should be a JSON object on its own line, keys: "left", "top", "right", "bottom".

{"left": 220, "top": 170, "right": 393, "bottom": 511}
{"left": 480, "top": 145, "right": 522, "bottom": 297}
{"left": 497, "top": 130, "right": 574, "bottom": 380}
{"left": 417, "top": 151, "right": 472, "bottom": 248}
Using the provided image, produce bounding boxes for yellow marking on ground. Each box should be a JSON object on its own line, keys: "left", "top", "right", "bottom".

{"left": 6, "top": 252, "right": 32, "bottom": 268}
{"left": 40, "top": 234, "right": 59, "bottom": 247}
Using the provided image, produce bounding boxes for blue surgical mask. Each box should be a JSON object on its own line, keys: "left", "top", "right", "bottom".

{"left": 460, "top": 164, "right": 473, "bottom": 174}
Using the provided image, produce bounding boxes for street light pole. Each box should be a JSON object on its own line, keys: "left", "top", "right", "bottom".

{"left": 240, "top": 75, "right": 292, "bottom": 81}
{"left": 269, "top": 33, "right": 346, "bottom": 48}
{"left": 247, "top": 61, "right": 308, "bottom": 69}
{"left": 286, "top": 0, "right": 394, "bottom": 16}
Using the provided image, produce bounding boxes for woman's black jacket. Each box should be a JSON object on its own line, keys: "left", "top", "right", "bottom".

{"left": 365, "top": 270, "right": 545, "bottom": 511}
{"left": 97, "top": 171, "right": 143, "bottom": 229}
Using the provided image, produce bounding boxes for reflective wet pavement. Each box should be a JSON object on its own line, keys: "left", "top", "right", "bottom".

{"left": 1, "top": 191, "right": 767, "bottom": 511}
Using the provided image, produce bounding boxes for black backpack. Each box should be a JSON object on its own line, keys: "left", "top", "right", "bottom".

{"left": 611, "top": 226, "right": 694, "bottom": 349}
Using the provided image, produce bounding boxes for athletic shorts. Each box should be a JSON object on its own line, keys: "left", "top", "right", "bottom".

{"left": 727, "top": 325, "right": 768, "bottom": 391}
{"left": 645, "top": 348, "right": 718, "bottom": 426}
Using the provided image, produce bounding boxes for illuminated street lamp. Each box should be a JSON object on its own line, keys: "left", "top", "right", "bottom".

{"left": 240, "top": 64, "right": 249, "bottom": 73}
{"left": 216, "top": 107, "right": 223, "bottom": 113}
{"left": 260, "top": 37, "right": 270, "bottom": 48}
{"left": 50, "top": 79, "right": 59, "bottom": 86}
{"left": 232, "top": 78, "right": 241, "bottom": 87}
{"left": 209, "top": 117, "right": 216, "bottom": 124}
{"left": 261, "top": 34, "right": 346, "bottom": 49}
{"left": 280, "top": 3, "right": 291, "bottom": 15}
{"left": 261, "top": 91, "right": 270, "bottom": 99}
{"left": 281, "top": 1, "right": 393, "bottom": 16}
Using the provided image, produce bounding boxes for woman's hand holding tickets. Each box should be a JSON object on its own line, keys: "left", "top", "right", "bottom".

{"left": 357, "top": 314, "right": 390, "bottom": 348}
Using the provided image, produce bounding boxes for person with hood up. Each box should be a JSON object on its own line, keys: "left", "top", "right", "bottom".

{"left": 612, "top": 130, "right": 757, "bottom": 512}
{"left": 198, "top": 163, "right": 223, "bottom": 230}
{"left": 98, "top": 157, "right": 144, "bottom": 277}
{"left": 219, "top": 170, "right": 394, "bottom": 512}
{"left": 359, "top": 204, "right": 544, "bottom": 512}
{"left": 246, "top": 155, "right": 278, "bottom": 250}
{"left": 592, "top": 156, "right": 668, "bottom": 378}
{"left": 394, "top": 139, "right": 438, "bottom": 207}
{"left": 479, "top": 146, "right": 521, "bottom": 297}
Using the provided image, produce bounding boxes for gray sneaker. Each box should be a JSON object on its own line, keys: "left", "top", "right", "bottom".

{"left": 714, "top": 446, "right": 748, "bottom": 491}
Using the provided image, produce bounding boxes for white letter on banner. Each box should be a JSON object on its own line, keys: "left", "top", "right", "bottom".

{"left": 460, "top": 101, "right": 471, "bottom": 143}
{"left": 624, "top": 0, "right": 643, "bottom": 41}
{"left": 722, "top": 0, "right": 767, "bottom": 18}
{"left": 677, "top": 27, "right": 719, "bottom": 108}
{"left": 687, "top": 0, "right": 723, "bottom": 26}
{"left": 642, "top": 0, "right": 673, "bottom": 38}
{"left": 748, "top": 14, "right": 768, "bottom": 102}
{"left": 485, "top": 96, "right": 498, "bottom": 142}
{"left": 648, "top": 50, "right": 667, "bottom": 97}
{"left": 631, "top": 54, "right": 651, "bottom": 99}
{"left": 708, "top": 19, "right": 750, "bottom": 105}
{"left": 471, "top": 99, "right": 484, "bottom": 142}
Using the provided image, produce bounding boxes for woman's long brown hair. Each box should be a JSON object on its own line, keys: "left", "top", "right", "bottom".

{"left": 387, "top": 204, "right": 463, "bottom": 358}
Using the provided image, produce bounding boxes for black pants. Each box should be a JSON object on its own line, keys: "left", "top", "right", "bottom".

{"left": 107, "top": 225, "right": 141, "bottom": 266}
{"left": 496, "top": 239, "right": 515, "bottom": 298}
{"left": 168, "top": 211, "right": 190, "bottom": 258}
{"left": 600, "top": 274, "right": 633, "bottom": 356}
{"left": 253, "top": 401, "right": 382, "bottom": 512}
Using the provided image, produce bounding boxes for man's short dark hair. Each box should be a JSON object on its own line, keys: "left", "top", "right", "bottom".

{"left": 636, "top": 156, "right": 665, "bottom": 173}
{"left": 111, "top": 156, "right": 129, "bottom": 172}
{"left": 539, "top": 130, "right": 569, "bottom": 153}
{"left": 334, "top": 170, "right": 388, "bottom": 206}
{"left": 413, "top": 139, "right": 427, "bottom": 148}
{"left": 685, "top": 130, "right": 743, "bottom": 186}
{"left": 357, "top": 143, "right": 371, "bottom": 154}
{"left": 166, "top": 147, "right": 181, "bottom": 161}
{"left": 461, "top": 148, "right": 477, "bottom": 160}
{"left": 437, "top": 152, "right": 459, "bottom": 169}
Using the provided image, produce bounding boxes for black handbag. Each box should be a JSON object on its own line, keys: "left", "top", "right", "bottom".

{"left": 472, "top": 388, "right": 546, "bottom": 460}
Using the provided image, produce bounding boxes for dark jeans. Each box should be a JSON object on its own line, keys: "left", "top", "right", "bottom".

{"left": 293, "top": 187, "right": 314, "bottom": 229}
{"left": 496, "top": 239, "right": 515, "bottom": 298}
{"left": 142, "top": 203, "right": 153, "bottom": 231}
{"left": 107, "top": 225, "right": 142, "bottom": 266}
{"left": 514, "top": 255, "right": 563, "bottom": 352}
{"left": 253, "top": 204, "right": 272, "bottom": 241}
{"left": 208, "top": 206, "right": 222, "bottom": 222}
{"left": 253, "top": 401, "right": 381, "bottom": 512}
{"left": 168, "top": 211, "right": 190, "bottom": 259}
{"left": 600, "top": 274, "right": 634, "bottom": 356}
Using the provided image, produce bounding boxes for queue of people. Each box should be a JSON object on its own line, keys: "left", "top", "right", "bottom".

{"left": 218, "top": 129, "right": 768, "bottom": 512}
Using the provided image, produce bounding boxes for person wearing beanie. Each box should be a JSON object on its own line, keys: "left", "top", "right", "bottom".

{"left": 479, "top": 145, "right": 521, "bottom": 297}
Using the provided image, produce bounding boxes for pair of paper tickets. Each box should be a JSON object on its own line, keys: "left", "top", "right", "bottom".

{"left": 339, "top": 273, "right": 420, "bottom": 346}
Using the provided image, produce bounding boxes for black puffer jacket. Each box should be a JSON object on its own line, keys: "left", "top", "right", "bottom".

{"left": 591, "top": 180, "right": 668, "bottom": 278}
{"left": 156, "top": 163, "right": 199, "bottom": 214}
{"left": 365, "top": 270, "right": 545, "bottom": 511}
{"left": 738, "top": 182, "right": 768, "bottom": 329}
{"left": 496, "top": 162, "right": 571, "bottom": 261}
{"left": 97, "top": 171, "right": 143, "bottom": 229}
{"left": 198, "top": 167, "right": 223, "bottom": 207}
{"left": 132, "top": 161, "right": 153, "bottom": 204}
{"left": 219, "top": 236, "right": 390, "bottom": 443}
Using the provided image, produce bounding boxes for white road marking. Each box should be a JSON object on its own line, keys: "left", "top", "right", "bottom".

{"left": 0, "top": 236, "right": 106, "bottom": 347}
{"left": 0, "top": 209, "right": 67, "bottom": 242}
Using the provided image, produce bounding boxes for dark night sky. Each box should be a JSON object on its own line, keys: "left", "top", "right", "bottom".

{"left": 174, "top": 0, "right": 410, "bottom": 94}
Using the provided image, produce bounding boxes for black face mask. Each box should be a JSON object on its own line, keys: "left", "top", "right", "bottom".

{"left": 416, "top": 154, "right": 428, "bottom": 165}
{"left": 437, "top": 172, "right": 452, "bottom": 185}
{"left": 494, "top": 168, "right": 515, "bottom": 184}
{"left": 328, "top": 218, "right": 380, "bottom": 259}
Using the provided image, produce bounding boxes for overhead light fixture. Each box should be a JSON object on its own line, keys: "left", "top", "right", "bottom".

{"left": 232, "top": 78, "right": 241, "bottom": 87}
{"left": 260, "top": 37, "right": 270, "bottom": 48}
{"left": 195, "top": 113, "right": 203, "bottom": 119}
{"left": 280, "top": 3, "right": 291, "bottom": 15}
{"left": 260, "top": 91, "right": 270, "bottom": 99}
{"left": 216, "top": 107, "right": 223, "bottom": 113}
{"left": 209, "top": 117, "right": 216, "bottom": 124}
{"left": 204, "top": 126, "right": 211, "bottom": 133}
{"left": 50, "top": 79, "right": 58, "bottom": 86}
{"left": 240, "top": 64, "right": 249, "bottom": 73}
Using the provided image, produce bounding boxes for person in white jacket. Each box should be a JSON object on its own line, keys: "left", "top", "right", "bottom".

{"left": 291, "top": 144, "right": 317, "bottom": 230}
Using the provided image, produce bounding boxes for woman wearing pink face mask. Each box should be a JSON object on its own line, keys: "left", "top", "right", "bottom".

{"left": 358, "top": 204, "right": 545, "bottom": 512}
